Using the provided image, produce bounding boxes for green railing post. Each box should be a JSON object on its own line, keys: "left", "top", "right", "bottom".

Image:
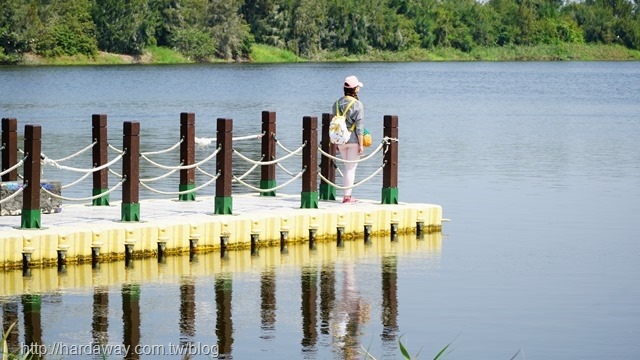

{"left": 382, "top": 115, "right": 399, "bottom": 204}
{"left": 260, "top": 111, "right": 277, "bottom": 196}
{"left": 21, "top": 124, "right": 42, "bottom": 229}
{"left": 215, "top": 118, "right": 233, "bottom": 214}
{"left": 122, "top": 121, "right": 140, "bottom": 221}
{"left": 179, "top": 112, "right": 196, "bottom": 201}
{"left": 301, "top": 116, "right": 318, "bottom": 209}
{"left": 92, "top": 114, "right": 110, "bottom": 206}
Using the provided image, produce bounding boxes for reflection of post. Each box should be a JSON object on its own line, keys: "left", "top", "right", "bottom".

{"left": 2, "top": 300, "right": 20, "bottom": 354}
{"left": 92, "top": 287, "right": 109, "bottom": 347}
{"left": 381, "top": 256, "right": 398, "bottom": 342}
{"left": 180, "top": 277, "right": 196, "bottom": 347}
{"left": 260, "top": 269, "right": 276, "bottom": 339}
{"left": 215, "top": 276, "right": 233, "bottom": 358}
{"left": 301, "top": 265, "right": 318, "bottom": 350}
{"left": 319, "top": 264, "right": 335, "bottom": 335}
{"left": 22, "top": 294, "right": 42, "bottom": 360}
{"left": 122, "top": 284, "right": 141, "bottom": 360}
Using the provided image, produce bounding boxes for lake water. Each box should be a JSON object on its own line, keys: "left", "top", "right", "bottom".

{"left": 1, "top": 61, "right": 640, "bottom": 359}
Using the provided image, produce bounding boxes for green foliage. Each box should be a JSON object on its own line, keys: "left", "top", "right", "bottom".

{"left": 1, "top": 0, "right": 639, "bottom": 63}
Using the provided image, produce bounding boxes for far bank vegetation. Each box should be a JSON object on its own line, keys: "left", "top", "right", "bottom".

{"left": 1, "top": 0, "right": 639, "bottom": 64}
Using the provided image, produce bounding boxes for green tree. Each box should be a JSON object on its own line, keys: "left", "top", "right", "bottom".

{"left": 206, "top": 0, "right": 253, "bottom": 60}
{"left": 92, "top": 0, "right": 151, "bottom": 55}
{"left": 34, "top": 0, "right": 98, "bottom": 57}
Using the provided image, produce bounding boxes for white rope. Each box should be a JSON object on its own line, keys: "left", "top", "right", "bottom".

{"left": 108, "top": 143, "right": 123, "bottom": 153}
{"left": 0, "top": 183, "right": 26, "bottom": 204}
{"left": 0, "top": 157, "right": 25, "bottom": 176}
{"left": 318, "top": 141, "right": 385, "bottom": 164}
{"left": 233, "top": 168, "right": 305, "bottom": 193}
{"left": 140, "top": 174, "right": 218, "bottom": 195}
{"left": 61, "top": 171, "right": 92, "bottom": 189}
{"left": 233, "top": 156, "right": 263, "bottom": 181}
{"left": 194, "top": 133, "right": 264, "bottom": 148}
{"left": 277, "top": 162, "right": 297, "bottom": 177}
{"left": 233, "top": 143, "right": 304, "bottom": 166}
{"left": 109, "top": 168, "right": 123, "bottom": 178}
{"left": 196, "top": 166, "right": 217, "bottom": 179}
{"left": 43, "top": 151, "right": 125, "bottom": 173}
{"left": 318, "top": 162, "right": 386, "bottom": 190}
{"left": 140, "top": 146, "right": 219, "bottom": 170}
{"left": 40, "top": 178, "right": 125, "bottom": 202}
{"left": 42, "top": 141, "right": 96, "bottom": 163}
{"left": 275, "top": 139, "right": 302, "bottom": 155}
{"left": 140, "top": 138, "right": 183, "bottom": 156}
{"left": 140, "top": 164, "right": 181, "bottom": 182}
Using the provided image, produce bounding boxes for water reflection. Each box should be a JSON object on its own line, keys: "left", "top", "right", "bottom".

{"left": 122, "top": 284, "right": 141, "bottom": 360}
{"left": 215, "top": 274, "right": 233, "bottom": 359}
{"left": 300, "top": 265, "right": 318, "bottom": 352}
{"left": 2, "top": 300, "right": 19, "bottom": 354}
{"left": 260, "top": 268, "right": 276, "bottom": 339}
{"left": 92, "top": 286, "right": 109, "bottom": 349}
{"left": 0, "top": 233, "right": 441, "bottom": 359}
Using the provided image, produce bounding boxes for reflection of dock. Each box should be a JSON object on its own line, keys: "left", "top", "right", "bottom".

{"left": 0, "top": 232, "right": 441, "bottom": 296}
{"left": 0, "top": 194, "right": 442, "bottom": 270}
{"left": 0, "top": 236, "right": 440, "bottom": 359}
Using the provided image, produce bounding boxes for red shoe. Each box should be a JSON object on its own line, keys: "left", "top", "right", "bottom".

{"left": 342, "top": 196, "right": 358, "bottom": 203}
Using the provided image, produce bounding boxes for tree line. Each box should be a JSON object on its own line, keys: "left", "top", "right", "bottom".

{"left": 1, "top": 0, "right": 639, "bottom": 64}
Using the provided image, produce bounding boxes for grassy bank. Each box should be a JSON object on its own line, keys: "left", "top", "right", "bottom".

{"left": 15, "top": 43, "right": 640, "bottom": 66}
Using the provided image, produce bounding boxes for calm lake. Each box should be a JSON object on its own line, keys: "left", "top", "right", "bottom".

{"left": 1, "top": 61, "right": 639, "bottom": 359}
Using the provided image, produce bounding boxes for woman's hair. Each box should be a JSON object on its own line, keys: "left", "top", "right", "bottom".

{"left": 343, "top": 87, "right": 358, "bottom": 99}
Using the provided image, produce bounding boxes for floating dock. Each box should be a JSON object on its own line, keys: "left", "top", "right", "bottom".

{"left": 0, "top": 194, "right": 442, "bottom": 270}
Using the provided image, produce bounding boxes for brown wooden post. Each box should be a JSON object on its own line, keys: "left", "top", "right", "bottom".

{"left": 301, "top": 116, "right": 318, "bottom": 209}
{"left": 260, "top": 111, "right": 276, "bottom": 196}
{"left": 92, "top": 114, "right": 109, "bottom": 206}
{"left": 319, "top": 113, "right": 336, "bottom": 201}
{"left": 1, "top": 118, "right": 18, "bottom": 182}
{"left": 215, "top": 118, "right": 233, "bottom": 214}
{"left": 122, "top": 121, "right": 140, "bottom": 221}
{"left": 179, "top": 112, "right": 196, "bottom": 201}
{"left": 382, "top": 115, "right": 399, "bottom": 204}
{"left": 21, "top": 125, "right": 42, "bottom": 229}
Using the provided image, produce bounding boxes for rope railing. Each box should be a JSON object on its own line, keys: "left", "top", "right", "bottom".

{"left": 41, "top": 177, "right": 126, "bottom": 202}
{"left": 0, "top": 157, "right": 25, "bottom": 177}
{"left": 194, "top": 133, "right": 264, "bottom": 147}
{"left": 233, "top": 143, "right": 304, "bottom": 166}
{"left": 41, "top": 141, "right": 96, "bottom": 163}
{"left": 42, "top": 151, "right": 125, "bottom": 173}
{"left": 275, "top": 137, "right": 303, "bottom": 155}
{"left": 140, "top": 138, "right": 183, "bottom": 156}
{"left": 140, "top": 164, "right": 182, "bottom": 183}
{"left": 318, "top": 161, "right": 386, "bottom": 190}
{"left": 318, "top": 140, "right": 386, "bottom": 165}
{"left": 233, "top": 167, "right": 305, "bottom": 193}
{"left": 0, "top": 183, "right": 26, "bottom": 204}
{"left": 232, "top": 156, "right": 263, "bottom": 182}
{"left": 140, "top": 173, "right": 219, "bottom": 196}
{"left": 139, "top": 146, "right": 220, "bottom": 171}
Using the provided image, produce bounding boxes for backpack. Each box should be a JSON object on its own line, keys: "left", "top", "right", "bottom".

{"left": 329, "top": 98, "right": 357, "bottom": 145}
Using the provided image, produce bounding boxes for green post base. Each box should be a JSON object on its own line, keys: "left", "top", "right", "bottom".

{"left": 92, "top": 188, "right": 110, "bottom": 206}
{"left": 259, "top": 179, "right": 276, "bottom": 197}
{"left": 215, "top": 196, "right": 233, "bottom": 215}
{"left": 179, "top": 184, "right": 196, "bottom": 201}
{"left": 121, "top": 202, "right": 140, "bottom": 222}
{"left": 21, "top": 209, "right": 41, "bottom": 229}
{"left": 381, "top": 187, "right": 399, "bottom": 204}
{"left": 319, "top": 183, "right": 336, "bottom": 201}
{"left": 301, "top": 191, "right": 319, "bottom": 209}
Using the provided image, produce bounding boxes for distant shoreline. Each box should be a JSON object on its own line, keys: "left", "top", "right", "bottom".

{"left": 11, "top": 43, "right": 640, "bottom": 66}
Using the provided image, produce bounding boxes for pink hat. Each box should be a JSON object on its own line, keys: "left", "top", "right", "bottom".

{"left": 344, "top": 75, "right": 363, "bottom": 89}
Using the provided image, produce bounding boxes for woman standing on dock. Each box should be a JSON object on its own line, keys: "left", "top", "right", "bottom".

{"left": 334, "top": 75, "right": 365, "bottom": 203}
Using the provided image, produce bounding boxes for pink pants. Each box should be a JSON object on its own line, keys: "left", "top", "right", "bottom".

{"left": 337, "top": 143, "right": 360, "bottom": 197}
